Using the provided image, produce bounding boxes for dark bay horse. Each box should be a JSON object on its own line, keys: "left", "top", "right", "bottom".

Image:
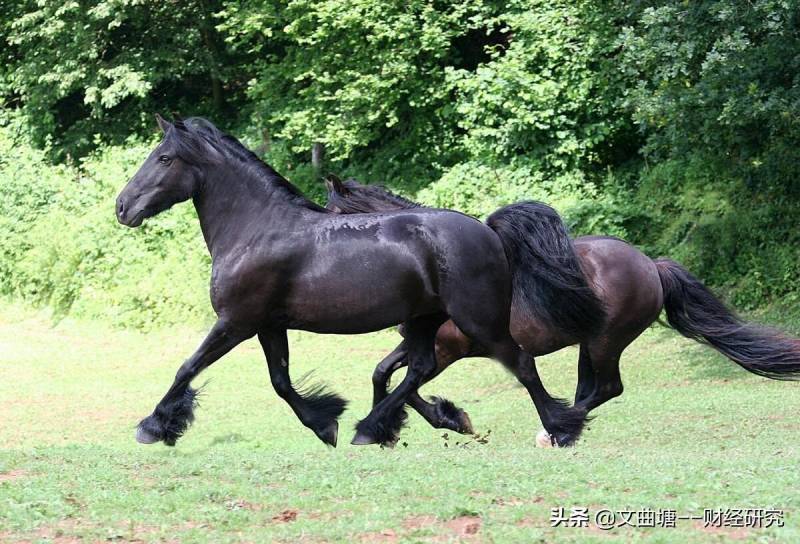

{"left": 115, "top": 116, "right": 595, "bottom": 448}
{"left": 325, "top": 176, "right": 800, "bottom": 445}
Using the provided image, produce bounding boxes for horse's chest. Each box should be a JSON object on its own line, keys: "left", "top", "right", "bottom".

{"left": 208, "top": 259, "right": 286, "bottom": 319}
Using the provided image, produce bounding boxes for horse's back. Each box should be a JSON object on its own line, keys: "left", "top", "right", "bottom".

{"left": 264, "top": 209, "right": 508, "bottom": 334}
{"left": 322, "top": 207, "right": 508, "bottom": 278}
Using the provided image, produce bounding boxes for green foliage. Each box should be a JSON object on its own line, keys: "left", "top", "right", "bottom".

{"left": 2, "top": 0, "right": 800, "bottom": 322}
{"left": 247, "top": 0, "right": 481, "bottom": 157}
{"left": 1, "top": 0, "right": 241, "bottom": 158}
{"left": 227, "top": 0, "right": 502, "bottom": 186}
{"left": 415, "top": 163, "right": 633, "bottom": 240}
{"left": 447, "top": 1, "right": 623, "bottom": 172}
{"left": 619, "top": 0, "right": 800, "bottom": 188}
{"left": 0, "top": 123, "right": 212, "bottom": 328}
{"left": 615, "top": 0, "right": 800, "bottom": 307}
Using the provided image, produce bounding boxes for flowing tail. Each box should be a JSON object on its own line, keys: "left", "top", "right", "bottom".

{"left": 487, "top": 202, "right": 606, "bottom": 337}
{"left": 655, "top": 259, "right": 800, "bottom": 380}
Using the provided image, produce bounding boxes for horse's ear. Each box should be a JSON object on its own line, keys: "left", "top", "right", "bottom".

{"left": 171, "top": 113, "right": 185, "bottom": 129}
{"left": 324, "top": 173, "right": 348, "bottom": 195}
{"left": 155, "top": 113, "right": 172, "bottom": 133}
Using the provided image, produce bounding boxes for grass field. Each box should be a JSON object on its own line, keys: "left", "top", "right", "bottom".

{"left": 1, "top": 303, "right": 799, "bottom": 543}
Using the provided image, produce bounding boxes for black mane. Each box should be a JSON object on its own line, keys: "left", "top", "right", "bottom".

{"left": 169, "top": 118, "right": 328, "bottom": 212}
{"left": 327, "top": 179, "right": 421, "bottom": 213}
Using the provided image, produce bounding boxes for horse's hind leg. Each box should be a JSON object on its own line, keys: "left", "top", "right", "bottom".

{"left": 376, "top": 361, "right": 474, "bottom": 435}
{"left": 406, "top": 391, "right": 475, "bottom": 435}
{"left": 576, "top": 344, "right": 624, "bottom": 413}
{"left": 578, "top": 322, "right": 657, "bottom": 416}
{"left": 373, "top": 337, "right": 475, "bottom": 435}
{"left": 574, "top": 345, "right": 596, "bottom": 405}
{"left": 539, "top": 342, "right": 628, "bottom": 445}
{"left": 505, "top": 344, "right": 588, "bottom": 446}
{"left": 449, "top": 302, "right": 588, "bottom": 446}
{"left": 535, "top": 344, "right": 620, "bottom": 447}
{"left": 259, "top": 328, "right": 347, "bottom": 447}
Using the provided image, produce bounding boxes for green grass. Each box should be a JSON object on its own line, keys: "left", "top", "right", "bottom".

{"left": 1, "top": 303, "right": 799, "bottom": 543}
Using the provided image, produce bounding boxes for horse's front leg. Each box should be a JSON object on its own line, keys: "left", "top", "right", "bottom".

{"left": 136, "top": 319, "right": 253, "bottom": 446}
{"left": 259, "top": 328, "right": 348, "bottom": 447}
{"left": 371, "top": 342, "right": 408, "bottom": 407}
{"left": 376, "top": 355, "right": 476, "bottom": 435}
{"left": 353, "top": 314, "right": 446, "bottom": 446}
{"left": 374, "top": 335, "right": 477, "bottom": 436}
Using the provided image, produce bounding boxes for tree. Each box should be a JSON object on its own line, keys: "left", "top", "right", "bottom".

{"left": 3, "top": 0, "right": 246, "bottom": 158}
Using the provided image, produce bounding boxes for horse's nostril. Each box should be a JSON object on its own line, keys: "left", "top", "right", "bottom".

{"left": 117, "top": 200, "right": 124, "bottom": 215}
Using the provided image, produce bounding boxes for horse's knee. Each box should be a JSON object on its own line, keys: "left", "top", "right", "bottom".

{"left": 602, "top": 379, "right": 623, "bottom": 400}
{"left": 372, "top": 365, "right": 391, "bottom": 389}
{"left": 174, "top": 360, "right": 196, "bottom": 382}
{"left": 271, "top": 374, "right": 293, "bottom": 399}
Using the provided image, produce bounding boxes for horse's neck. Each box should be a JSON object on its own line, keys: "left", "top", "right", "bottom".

{"left": 192, "top": 165, "right": 309, "bottom": 257}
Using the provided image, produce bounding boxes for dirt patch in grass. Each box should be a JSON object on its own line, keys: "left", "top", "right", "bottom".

{"left": 400, "top": 514, "right": 482, "bottom": 541}
{"left": 0, "top": 469, "right": 27, "bottom": 482}
{"left": 272, "top": 509, "right": 299, "bottom": 523}
{"left": 444, "top": 515, "right": 481, "bottom": 537}
{"left": 359, "top": 529, "right": 399, "bottom": 543}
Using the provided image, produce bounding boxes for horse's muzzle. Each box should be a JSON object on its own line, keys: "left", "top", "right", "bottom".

{"left": 116, "top": 195, "right": 144, "bottom": 227}
{"left": 116, "top": 195, "right": 125, "bottom": 221}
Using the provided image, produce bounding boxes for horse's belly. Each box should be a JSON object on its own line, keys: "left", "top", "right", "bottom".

{"left": 287, "top": 296, "right": 436, "bottom": 334}
{"left": 281, "top": 265, "right": 439, "bottom": 334}
{"left": 509, "top": 305, "right": 576, "bottom": 356}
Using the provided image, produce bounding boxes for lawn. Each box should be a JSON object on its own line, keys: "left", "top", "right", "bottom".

{"left": 1, "top": 302, "right": 798, "bottom": 543}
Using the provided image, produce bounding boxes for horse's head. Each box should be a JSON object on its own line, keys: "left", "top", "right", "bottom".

{"left": 116, "top": 115, "right": 213, "bottom": 227}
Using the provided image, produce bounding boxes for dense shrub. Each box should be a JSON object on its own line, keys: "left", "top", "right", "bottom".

{"left": 414, "top": 163, "right": 633, "bottom": 240}
{"left": 626, "top": 158, "right": 800, "bottom": 309}
{"left": 0, "top": 124, "right": 212, "bottom": 328}
{"left": 2, "top": 0, "right": 800, "bottom": 325}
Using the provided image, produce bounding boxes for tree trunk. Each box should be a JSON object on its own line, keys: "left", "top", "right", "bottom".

{"left": 254, "top": 128, "right": 271, "bottom": 157}
{"left": 312, "top": 142, "right": 325, "bottom": 172}
{"left": 198, "top": 0, "right": 224, "bottom": 111}
{"left": 210, "top": 75, "right": 224, "bottom": 112}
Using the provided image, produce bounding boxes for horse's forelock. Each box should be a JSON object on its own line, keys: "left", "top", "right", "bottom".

{"left": 165, "top": 118, "right": 228, "bottom": 165}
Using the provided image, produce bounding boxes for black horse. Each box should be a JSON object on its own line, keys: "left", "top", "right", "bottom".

{"left": 115, "top": 116, "right": 596, "bottom": 447}
{"left": 325, "top": 176, "right": 800, "bottom": 445}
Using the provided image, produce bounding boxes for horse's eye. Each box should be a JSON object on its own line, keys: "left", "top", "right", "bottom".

{"left": 158, "top": 155, "right": 172, "bottom": 165}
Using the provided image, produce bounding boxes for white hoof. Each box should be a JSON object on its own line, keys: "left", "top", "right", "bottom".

{"left": 535, "top": 429, "right": 554, "bottom": 448}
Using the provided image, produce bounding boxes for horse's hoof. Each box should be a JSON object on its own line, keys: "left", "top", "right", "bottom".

{"left": 458, "top": 411, "right": 475, "bottom": 435}
{"left": 136, "top": 426, "right": 161, "bottom": 445}
{"left": 535, "top": 429, "right": 554, "bottom": 448}
{"left": 315, "top": 420, "right": 339, "bottom": 448}
{"left": 351, "top": 430, "right": 378, "bottom": 446}
{"left": 431, "top": 397, "right": 473, "bottom": 435}
{"left": 553, "top": 433, "right": 578, "bottom": 448}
